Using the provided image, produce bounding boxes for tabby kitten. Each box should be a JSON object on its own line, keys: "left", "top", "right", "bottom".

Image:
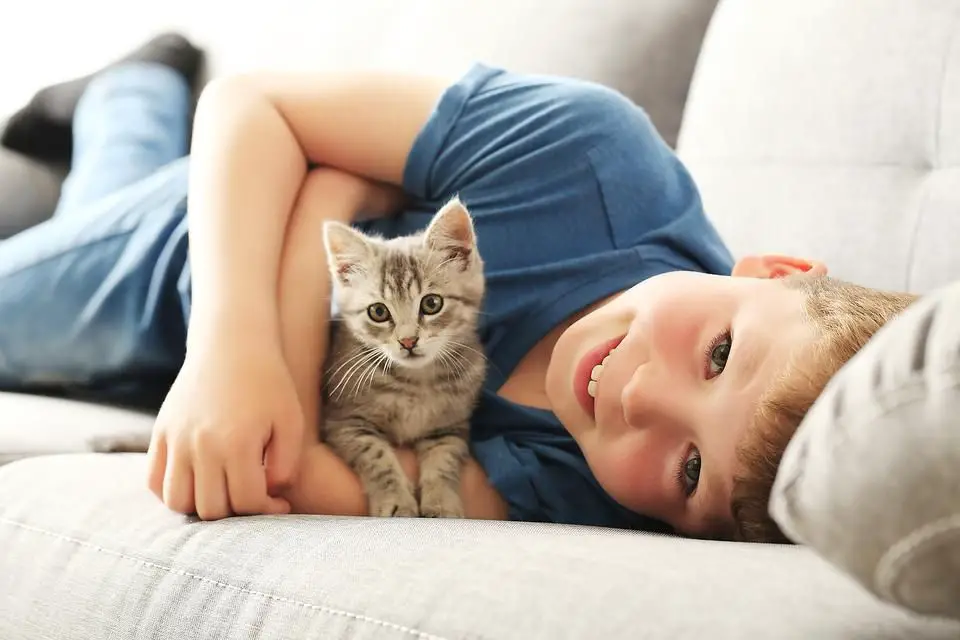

{"left": 320, "top": 197, "right": 487, "bottom": 518}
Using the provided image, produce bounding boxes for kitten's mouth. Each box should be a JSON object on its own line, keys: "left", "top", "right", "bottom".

{"left": 393, "top": 349, "right": 431, "bottom": 367}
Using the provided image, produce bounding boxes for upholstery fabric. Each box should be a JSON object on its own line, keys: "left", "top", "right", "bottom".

{"left": 2, "top": 454, "right": 959, "bottom": 639}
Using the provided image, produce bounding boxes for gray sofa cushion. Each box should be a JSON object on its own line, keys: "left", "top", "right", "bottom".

{"left": 770, "top": 281, "right": 960, "bottom": 622}
{"left": 2, "top": 454, "right": 959, "bottom": 639}
{"left": 0, "top": 392, "right": 155, "bottom": 467}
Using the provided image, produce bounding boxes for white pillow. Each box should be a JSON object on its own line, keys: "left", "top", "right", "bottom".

{"left": 770, "top": 281, "right": 960, "bottom": 621}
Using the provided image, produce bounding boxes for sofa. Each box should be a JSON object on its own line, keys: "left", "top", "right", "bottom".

{"left": 2, "top": 1, "right": 960, "bottom": 638}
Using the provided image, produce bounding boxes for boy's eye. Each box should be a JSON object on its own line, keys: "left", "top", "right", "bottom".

{"left": 678, "top": 447, "right": 701, "bottom": 497}
{"left": 707, "top": 333, "right": 732, "bottom": 377}
{"left": 367, "top": 303, "right": 391, "bottom": 323}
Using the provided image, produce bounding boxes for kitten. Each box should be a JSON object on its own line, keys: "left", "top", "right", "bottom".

{"left": 320, "top": 197, "right": 487, "bottom": 518}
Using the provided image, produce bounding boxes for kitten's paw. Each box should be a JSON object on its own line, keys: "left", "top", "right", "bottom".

{"left": 369, "top": 490, "right": 420, "bottom": 518}
{"left": 419, "top": 485, "right": 465, "bottom": 519}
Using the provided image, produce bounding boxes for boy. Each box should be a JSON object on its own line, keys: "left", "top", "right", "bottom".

{"left": 0, "top": 35, "right": 917, "bottom": 542}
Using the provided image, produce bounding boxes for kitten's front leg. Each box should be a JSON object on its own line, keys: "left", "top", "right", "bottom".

{"left": 414, "top": 423, "right": 470, "bottom": 518}
{"left": 325, "top": 418, "right": 420, "bottom": 517}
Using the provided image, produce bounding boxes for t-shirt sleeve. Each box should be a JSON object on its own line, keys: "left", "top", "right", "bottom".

{"left": 402, "top": 62, "right": 734, "bottom": 276}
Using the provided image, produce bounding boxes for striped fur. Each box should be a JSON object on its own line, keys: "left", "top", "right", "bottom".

{"left": 320, "top": 197, "right": 486, "bottom": 518}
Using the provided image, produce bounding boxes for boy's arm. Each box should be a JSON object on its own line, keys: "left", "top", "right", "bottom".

{"left": 276, "top": 166, "right": 506, "bottom": 521}
{"left": 282, "top": 444, "right": 509, "bottom": 520}
{"left": 149, "top": 70, "right": 458, "bottom": 519}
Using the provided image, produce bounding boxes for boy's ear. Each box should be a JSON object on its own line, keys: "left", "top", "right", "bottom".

{"left": 732, "top": 254, "right": 828, "bottom": 279}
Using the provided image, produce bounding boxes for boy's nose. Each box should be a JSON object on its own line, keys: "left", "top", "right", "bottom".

{"left": 621, "top": 363, "right": 690, "bottom": 431}
{"left": 398, "top": 336, "right": 419, "bottom": 351}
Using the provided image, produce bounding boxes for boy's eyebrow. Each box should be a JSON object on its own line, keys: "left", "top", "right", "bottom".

{"left": 734, "top": 329, "right": 762, "bottom": 386}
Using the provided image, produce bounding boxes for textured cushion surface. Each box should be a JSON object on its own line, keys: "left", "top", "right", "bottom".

{"left": 2, "top": 454, "right": 959, "bottom": 640}
{"left": 678, "top": 0, "right": 960, "bottom": 294}
{"left": 0, "top": 392, "right": 154, "bottom": 466}
{"left": 771, "top": 281, "right": 960, "bottom": 621}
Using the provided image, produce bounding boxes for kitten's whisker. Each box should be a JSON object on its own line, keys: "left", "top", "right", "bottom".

{"left": 380, "top": 351, "right": 392, "bottom": 378}
{"left": 447, "top": 340, "right": 498, "bottom": 377}
{"left": 354, "top": 351, "right": 386, "bottom": 398}
{"left": 439, "top": 345, "right": 468, "bottom": 382}
{"left": 330, "top": 348, "right": 379, "bottom": 396}
{"left": 446, "top": 340, "right": 488, "bottom": 360}
{"left": 332, "top": 349, "right": 382, "bottom": 400}
{"left": 365, "top": 353, "right": 389, "bottom": 395}
{"left": 435, "top": 347, "right": 457, "bottom": 381}
{"left": 328, "top": 346, "right": 377, "bottom": 380}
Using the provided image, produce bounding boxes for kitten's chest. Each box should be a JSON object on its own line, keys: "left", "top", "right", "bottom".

{"left": 385, "top": 391, "right": 453, "bottom": 443}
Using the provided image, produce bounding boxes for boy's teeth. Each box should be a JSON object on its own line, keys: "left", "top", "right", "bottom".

{"left": 587, "top": 344, "right": 619, "bottom": 400}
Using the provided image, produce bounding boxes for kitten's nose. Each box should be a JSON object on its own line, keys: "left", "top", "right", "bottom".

{"left": 398, "top": 336, "right": 419, "bottom": 351}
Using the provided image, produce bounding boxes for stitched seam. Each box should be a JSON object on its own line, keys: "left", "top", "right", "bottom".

{"left": 0, "top": 517, "right": 448, "bottom": 640}
{"left": 875, "top": 513, "right": 960, "bottom": 600}
{"left": 777, "top": 366, "right": 960, "bottom": 541}
{"left": 905, "top": 15, "right": 960, "bottom": 291}
{"left": 903, "top": 178, "right": 934, "bottom": 291}
{"left": 933, "top": 10, "right": 960, "bottom": 169}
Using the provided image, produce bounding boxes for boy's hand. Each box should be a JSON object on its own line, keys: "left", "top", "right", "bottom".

{"left": 147, "top": 336, "right": 304, "bottom": 519}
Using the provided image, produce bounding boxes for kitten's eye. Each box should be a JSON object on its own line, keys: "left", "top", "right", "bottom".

{"left": 420, "top": 294, "right": 444, "bottom": 315}
{"left": 367, "top": 303, "right": 391, "bottom": 323}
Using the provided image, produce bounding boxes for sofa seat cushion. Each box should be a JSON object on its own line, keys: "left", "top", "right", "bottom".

{"left": 0, "top": 392, "right": 154, "bottom": 467}
{"left": 2, "top": 454, "right": 958, "bottom": 640}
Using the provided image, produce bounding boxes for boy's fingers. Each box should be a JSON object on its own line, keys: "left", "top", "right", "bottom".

{"left": 264, "top": 496, "right": 292, "bottom": 515}
{"left": 226, "top": 446, "right": 275, "bottom": 516}
{"left": 145, "top": 431, "right": 167, "bottom": 500}
{"left": 163, "top": 445, "right": 196, "bottom": 515}
{"left": 194, "top": 459, "right": 231, "bottom": 521}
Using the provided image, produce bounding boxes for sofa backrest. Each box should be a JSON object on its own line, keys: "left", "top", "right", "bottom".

{"left": 677, "top": 0, "right": 960, "bottom": 294}
{"left": 5, "top": 1, "right": 718, "bottom": 150}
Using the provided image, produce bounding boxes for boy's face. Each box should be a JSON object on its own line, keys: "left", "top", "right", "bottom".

{"left": 546, "top": 255, "right": 826, "bottom": 538}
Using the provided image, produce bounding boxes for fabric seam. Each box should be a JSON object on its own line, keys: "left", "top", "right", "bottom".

{"left": 0, "top": 516, "right": 448, "bottom": 640}
{"left": 875, "top": 513, "right": 960, "bottom": 600}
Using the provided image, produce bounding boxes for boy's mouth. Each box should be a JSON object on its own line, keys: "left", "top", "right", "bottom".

{"left": 574, "top": 335, "right": 625, "bottom": 419}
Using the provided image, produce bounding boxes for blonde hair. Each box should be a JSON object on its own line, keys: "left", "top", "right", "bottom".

{"left": 730, "top": 274, "right": 920, "bottom": 543}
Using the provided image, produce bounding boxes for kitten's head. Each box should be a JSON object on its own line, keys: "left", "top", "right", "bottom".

{"left": 323, "top": 197, "right": 485, "bottom": 370}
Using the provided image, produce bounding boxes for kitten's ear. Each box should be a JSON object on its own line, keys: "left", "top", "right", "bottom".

{"left": 424, "top": 196, "right": 477, "bottom": 269}
{"left": 323, "top": 221, "right": 373, "bottom": 283}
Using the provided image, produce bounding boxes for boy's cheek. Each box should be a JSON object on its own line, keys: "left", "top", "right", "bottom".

{"left": 587, "top": 443, "right": 665, "bottom": 516}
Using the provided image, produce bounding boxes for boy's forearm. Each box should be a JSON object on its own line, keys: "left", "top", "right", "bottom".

{"left": 277, "top": 169, "right": 371, "bottom": 433}
{"left": 185, "top": 79, "right": 308, "bottom": 351}
{"left": 282, "top": 444, "right": 509, "bottom": 520}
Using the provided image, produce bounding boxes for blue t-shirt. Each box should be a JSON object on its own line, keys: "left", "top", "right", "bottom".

{"left": 357, "top": 64, "right": 734, "bottom": 531}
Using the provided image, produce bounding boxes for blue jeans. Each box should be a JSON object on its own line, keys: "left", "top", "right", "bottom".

{"left": 0, "top": 63, "right": 192, "bottom": 403}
